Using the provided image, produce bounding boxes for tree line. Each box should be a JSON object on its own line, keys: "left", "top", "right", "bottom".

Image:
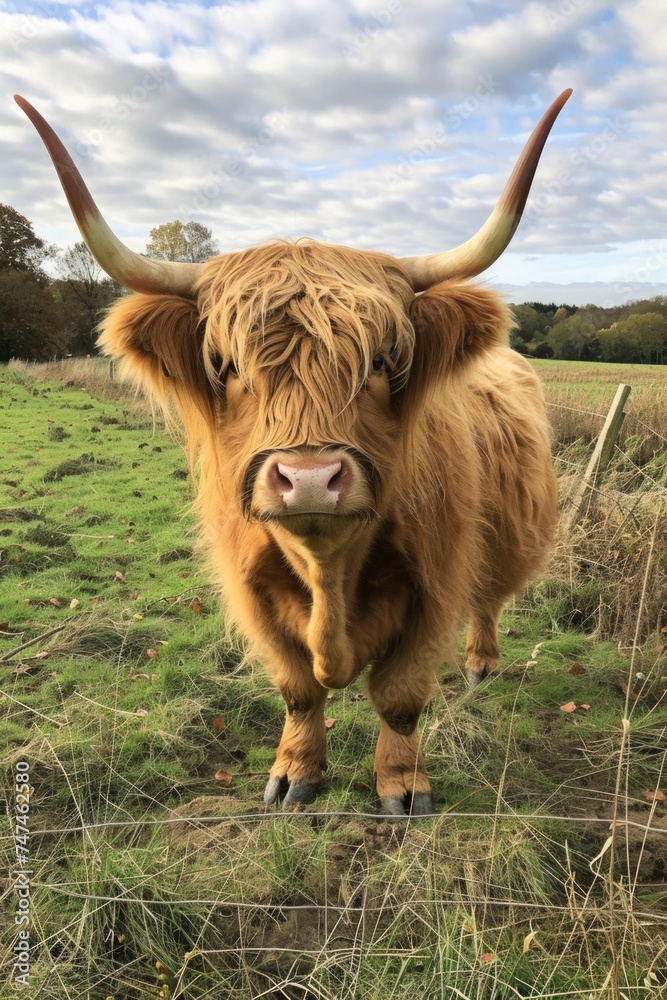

{"left": 0, "top": 205, "right": 218, "bottom": 361}
{"left": 1, "top": 202, "right": 666, "bottom": 364}
{"left": 510, "top": 300, "right": 667, "bottom": 365}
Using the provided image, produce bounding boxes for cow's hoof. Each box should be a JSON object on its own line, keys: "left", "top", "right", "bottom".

{"left": 264, "top": 775, "right": 288, "bottom": 807}
{"left": 283, "top": 780, "right": 319, "bottom": 808}
{"left": 466, "top": 658, "right": 498, "bottom": 687}
{"left": 263, "top": 775, "right": 319, "bottom": 809}
{"left": 379, "top": 791, "right": 434, "bottom": 817}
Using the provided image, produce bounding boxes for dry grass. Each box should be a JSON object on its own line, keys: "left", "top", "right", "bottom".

{"left": 7, "top": 356, "right": 154, "bottom": 422}
{"left": 535, "top": 359, "right": 667, "bottom": 464}
{"left": 3, "top": 354, "right": 666, "bottom": 998}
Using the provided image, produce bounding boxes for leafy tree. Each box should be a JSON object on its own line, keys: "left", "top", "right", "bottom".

{"left": 546, "top": 313, "right": 599, "bottom": 361}
{"left": 598, "top": 312, "right": 667, "bottom": 364}
{"left": 0, "top": 269, "right": 66, "bottom": 361}
{"left": 511, "top": 304, "right": 543, "bottom": 348}
{"left": 526, "top": 301, "right": 576, "bottom": 316}
{"left": 0, "top": 205, "right": 66, "bottom": 359}
{"left": 55, "top": 242, "right": 119, "bottom": 354}
{"left": 0, "top": 203, "right": 49, "bottom": 273}
{"left": 145, "top": 220, "right": 219, "bottom": 263}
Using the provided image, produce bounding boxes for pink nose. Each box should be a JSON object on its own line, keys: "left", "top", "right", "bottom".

{"left": 266, "top": 458, "right": 350, "bottom": 513}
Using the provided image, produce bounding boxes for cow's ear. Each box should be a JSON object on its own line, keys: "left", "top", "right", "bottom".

{"left": 97, "top": 293, "right": 208, "bottom": 405}
{"left": 403, "top": 281, "right": 510, "bottom": 411}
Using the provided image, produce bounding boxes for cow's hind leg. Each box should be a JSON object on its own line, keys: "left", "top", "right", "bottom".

{"left": 264, "top": 666, "right": 328, "bottom": 809}
{"left": 368, "top": 658, "right": 436, "bottom": 816}
{"left": 465, "top": 599, "right": 504, "bottom": 686}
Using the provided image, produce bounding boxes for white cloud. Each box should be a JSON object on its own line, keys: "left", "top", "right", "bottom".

{"left": 0, "top": 0, "right": 665, "bottom": 298}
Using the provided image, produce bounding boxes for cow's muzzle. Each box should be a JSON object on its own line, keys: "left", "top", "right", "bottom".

{"left": 247, "top": 447, "right": 377, "bottom": 528}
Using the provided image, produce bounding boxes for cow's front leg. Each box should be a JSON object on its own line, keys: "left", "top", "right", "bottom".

{"left": 368, "top": 657, "right": 437, "bottom": 816}
{"left": 264, "top": 664, "right": 328, "bottom": 809}
{"left": 465, "top": 598, "right": 504, "bottom": 686}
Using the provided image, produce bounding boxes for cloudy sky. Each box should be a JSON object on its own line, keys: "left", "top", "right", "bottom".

{"left": 1, "top": 0, "right": 665, "bottom": 305}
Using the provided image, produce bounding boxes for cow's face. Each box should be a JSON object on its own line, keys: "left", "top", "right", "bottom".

{"left": 100, "top": 240, "right": 421, "bottom": 539}
{"left": 195, "top": 241, "right": 415, "bottom": 537}
{"left": 99, "top": 238, "right": 513, "bottom": 544}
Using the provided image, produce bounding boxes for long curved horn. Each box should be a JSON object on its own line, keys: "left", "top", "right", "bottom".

{"left": 14, "top": 95, "right": 204, "bottom": 297}
{"left": 400, "top": 89, "right": 572, "bottom": 291}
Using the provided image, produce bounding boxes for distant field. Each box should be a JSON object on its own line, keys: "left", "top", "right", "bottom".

{"left": 1, "top": 361, "right": 665, "bottom": 998}
{"left": 533, "top": 358, "right": 667, "bottom": 462}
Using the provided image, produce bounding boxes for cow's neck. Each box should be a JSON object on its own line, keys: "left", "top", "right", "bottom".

{"left": 268, "top": 521, "right": 378, "bottom": 689}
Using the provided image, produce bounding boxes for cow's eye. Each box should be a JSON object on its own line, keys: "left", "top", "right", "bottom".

{"left": 371, "top": 353, "right": 388, "bottom": 373}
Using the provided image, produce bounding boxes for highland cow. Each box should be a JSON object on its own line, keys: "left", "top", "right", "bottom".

{"left": 16, "top": 91, "right": 568, "bottom": 814}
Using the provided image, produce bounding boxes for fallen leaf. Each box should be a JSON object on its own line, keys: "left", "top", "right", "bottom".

{"left": 13, "top": 663, "right": 35, "bottom": 675}
{"left": 560, "top": 701, "right": 577, "bottom": 713}
{"left": 126, "top": 537, "right": 135, "bottom": 544}
{"left": 213, "top": 717, "right": 226, "bottom": 731}
{"left": 324, "top": 718, "right": 336, "bottom": 729}
{"left": 569, "top": 662, "right": 586, "bottom": 675}
{"left": 480, "top": 953, "right": 495, "bottom": 964}
{"left": 69, "top": 598, "right": 80, "bottom": 609}
{"left": 190, "top": 598, "right": 202, "bottom": 614}
{"left": 506, "top": 628, "right": 518, "bottom": 637}
{"left": 114, "top": 571, "right": 125, "bottom": 582}
{"left": 49, "top": 597, "right": 62, "bottom": 608}
{"left": 134, "top": 613, "right": 143, "bottom": 620}
{"left": 135, "top": 707, "right": 148, "bottom": 717}
{"left": 90, "top": 598, "right": 99, "bottom": 608}
{"left": 32, "top": 650, "right": 49, "bottom": 660}
{"left": 356, "top": 781, "right": 371, "bottom": 791}
{"left": 462, "top": 921, "right": 474, "bottom": 933}
{"left": 643, "top": 790, "right": 666, "bottom": 803}
{"left": 147, "top": 648, "right": 159, "bottom": 660}
{"left": 620, "top": 682, "right": 642, "bottom": 702}
{"left": 0, "top": 622, "right": 8, "bottom": 631}
{"left": 661, "top": 625, "right": 667, "bottom": 635}
{"left": 215, "top": 769, "right": 233, "bottom": 787}
{"left": 131, "top": 592, "right": 139, "bottom": 600}
{"left": 523, "top": 929, "right": 539, "bottom": 953}
{"left": 580, "top": 703, "right": 591, "bottom": 711}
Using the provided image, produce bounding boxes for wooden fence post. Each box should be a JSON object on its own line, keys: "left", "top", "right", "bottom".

{"left": 563, "top": 382, "right": 631, "bottom": 530}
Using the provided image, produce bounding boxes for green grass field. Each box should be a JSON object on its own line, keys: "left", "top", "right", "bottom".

{"left": 1, "top": 360, "right": 666, "bottom": 999}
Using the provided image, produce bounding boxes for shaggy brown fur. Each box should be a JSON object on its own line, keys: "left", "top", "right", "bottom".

{"left": 98, "top": 238, "right": 557, "bottom": 813}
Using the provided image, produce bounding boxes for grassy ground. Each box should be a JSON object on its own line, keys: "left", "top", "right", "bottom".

{"left": 1, "top": 360, "right": 666, "bottom": 999}
{"left": 535, "top": 358, "right": 667, "bottom": 464}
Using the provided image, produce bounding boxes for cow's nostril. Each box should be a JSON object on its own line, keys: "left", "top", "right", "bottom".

{"left": 327, "top": 464, "right": 345, "bottom": 493}
{"left": 274, "top": 466, "right": 294, "bottom": 492}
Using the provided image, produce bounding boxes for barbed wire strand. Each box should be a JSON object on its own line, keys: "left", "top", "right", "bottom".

{"left": 7, "top": 810, "right": 666, "bottom": 839}
{"left": 23, "top": 884, "right": 667, "bottom": 924}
